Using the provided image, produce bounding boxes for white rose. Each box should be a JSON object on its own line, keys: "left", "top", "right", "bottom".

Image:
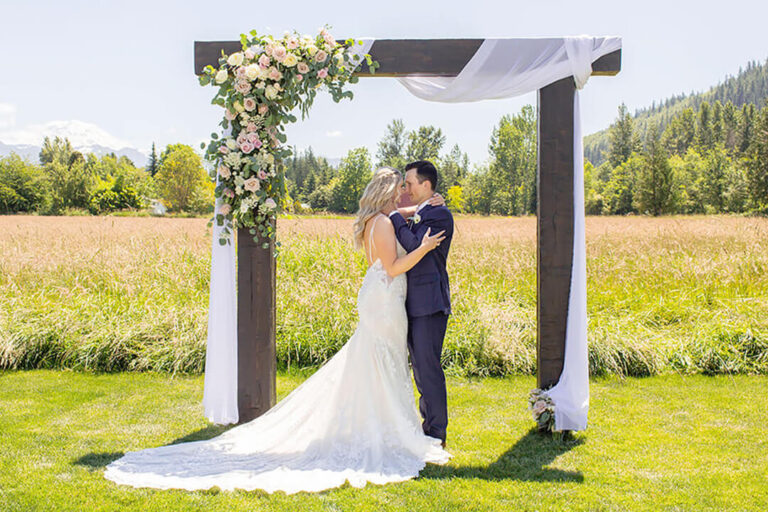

{"left": 306, "top": 44, "right": 318, "bottom": 56}
{"left": 265, "top": 198, "right": 277, "bottom": 209}
{"left": 226, "top": 139, "right": 238, "bottom": 150}
{"left": 283, "top": 53, "right": 298, "bottom": 67}
{"left": 265, "top": 85, "right": 278, "bottom": 100}
{"left": 264, "top": 153, "right": 275, "bottom": 165}
{"left": 227, "top": 52, "right": 244, "bottom": 66}
{"left": 214, "top": 69, "right": 228, "bottom": 84}
{"left": 245, "top": 64, "right": 261, "bottom": 81}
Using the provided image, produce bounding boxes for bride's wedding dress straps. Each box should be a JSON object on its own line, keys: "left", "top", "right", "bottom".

{"left": 368, "top": 214, "right": 382, "bottom": 265}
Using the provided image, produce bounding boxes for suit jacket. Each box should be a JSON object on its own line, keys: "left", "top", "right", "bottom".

{"left": 390, "top": 205, "right": 454, "bottom": 317}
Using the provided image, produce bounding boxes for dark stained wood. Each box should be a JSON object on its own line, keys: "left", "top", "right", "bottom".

{"left": 536, "top": 76, "right": 576, "bottom": 390}
{"left": 236, "top": 225, "right": 276, "bottom": 423}
{"left": 195, "top": 39, "right": 621, "bottom": 77}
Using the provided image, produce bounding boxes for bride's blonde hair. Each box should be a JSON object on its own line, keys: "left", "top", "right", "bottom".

{"left": 353, "top": 167, "right": 402, "bottom": 249}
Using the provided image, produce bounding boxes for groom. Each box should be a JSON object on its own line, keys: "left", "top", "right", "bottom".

{"left": 387, "top": 160, "right": 454, "bottom": 447}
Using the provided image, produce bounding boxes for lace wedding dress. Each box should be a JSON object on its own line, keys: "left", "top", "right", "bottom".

{"left": 104, "top": 215, "right": 450, "bottom": 494}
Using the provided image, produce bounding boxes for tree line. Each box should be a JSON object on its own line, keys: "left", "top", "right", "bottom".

{"left": 0, "top": 138, "right": 213, "bottom": 215}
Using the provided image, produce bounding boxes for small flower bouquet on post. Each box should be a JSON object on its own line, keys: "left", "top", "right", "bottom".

{"left": 528, "top": 388, "right": 556, "bottom": 433}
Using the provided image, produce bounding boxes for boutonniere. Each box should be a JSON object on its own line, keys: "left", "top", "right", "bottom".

{"left": 409, "top": 213, "right": 422, "bottom": 225}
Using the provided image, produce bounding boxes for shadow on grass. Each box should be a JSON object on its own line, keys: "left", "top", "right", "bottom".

{"left": 419, "top": 429, "right": 584, "bottom": 483}
{"left": 73, "top": 424, "right": 236, "bottom": 471}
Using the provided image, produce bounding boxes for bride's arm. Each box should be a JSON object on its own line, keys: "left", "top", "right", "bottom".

{"left": 373, "top": 216, "right": 445, "bottom": 278}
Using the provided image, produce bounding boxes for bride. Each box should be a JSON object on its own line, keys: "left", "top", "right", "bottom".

{"left": 104, "top": 167, "right": 450, "bottom": 494}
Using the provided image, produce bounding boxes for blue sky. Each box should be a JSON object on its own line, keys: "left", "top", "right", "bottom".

{"left": 1, "top": 0, "right": 766, "bottom": 165}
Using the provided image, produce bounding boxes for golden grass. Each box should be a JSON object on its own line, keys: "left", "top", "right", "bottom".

{"left": 1, "top": 214, "right": 767, "bottom": 376}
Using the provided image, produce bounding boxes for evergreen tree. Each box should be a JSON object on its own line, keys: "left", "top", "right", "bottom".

{"left": 696, "top": 102, "right": 714, "bottom": 149}
{"left": 746, "top": 105, "right": 768, "bottom": 209}
{"left": 636, "top": 123, "right": 676, "bottom": 215}
{"left": 405, "top": 126, "right": 446, "bottom": 163}
{"left": 376, "top": 119, "right": 407, "bottom": 171}
{"left": 608, "top": 103, "right": 640, "bottom": 168}
{"left": 147, "top": 142, "right": 158, "bottom": 177}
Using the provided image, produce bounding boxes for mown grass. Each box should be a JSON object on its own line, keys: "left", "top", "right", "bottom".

{"left": 1, "top": 215, "right": 767, "bottom": 376}
{"left": 0, "top": 370, "right": 766, "bottom": 511}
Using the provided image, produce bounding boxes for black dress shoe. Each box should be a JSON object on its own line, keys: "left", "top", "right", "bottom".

{"left": 441, "top": 440, "right": 446, "bottom": 449}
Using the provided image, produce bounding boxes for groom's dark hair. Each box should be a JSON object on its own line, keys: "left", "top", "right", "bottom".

{"left": 405, "top": 160, "right": 438, "bottom": 191}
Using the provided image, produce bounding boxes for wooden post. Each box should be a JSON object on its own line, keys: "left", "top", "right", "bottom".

{"left": 537, "top": 77, "right": 576, "bottom": 390}
{"left": 236, "top": 225, "right": 276, "bottom": 423}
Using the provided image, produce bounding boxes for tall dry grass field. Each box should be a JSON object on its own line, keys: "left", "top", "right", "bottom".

{"left": 1, "top": 215, "right": 767, "bottom": 376}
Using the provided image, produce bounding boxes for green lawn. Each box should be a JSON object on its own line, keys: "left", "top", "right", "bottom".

{"left": 1, "top": 370, "right": 766, "bottom": 511}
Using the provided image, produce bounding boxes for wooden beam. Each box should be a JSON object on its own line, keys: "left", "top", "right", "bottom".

{"left": 194, "top": 39, "right": 621, "bottom": 78}
{"left": 536, "top": 76, "right": 576, "bottom": 390}
{"left": 236, "top": 225, "right": 276, "bottom": 423}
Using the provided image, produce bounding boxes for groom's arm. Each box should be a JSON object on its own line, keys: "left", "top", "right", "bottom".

{"left": 389, "top": 209, "right": 451, "bottom": 253}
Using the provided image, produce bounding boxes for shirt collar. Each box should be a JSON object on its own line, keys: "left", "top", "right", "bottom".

{"left": 416, "top": 198, "right": 431, "bottom": 213}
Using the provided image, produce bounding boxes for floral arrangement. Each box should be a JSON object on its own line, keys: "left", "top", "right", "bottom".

{"left": 528, "top": 388, "right": 556, "bottom": 433}
{"left": 198, "top": 27, "right": 378, "bottom": 247}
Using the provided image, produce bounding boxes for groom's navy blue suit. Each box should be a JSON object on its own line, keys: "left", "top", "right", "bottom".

{"left": 391, "top": 204, "right": 454, "bottom": 442}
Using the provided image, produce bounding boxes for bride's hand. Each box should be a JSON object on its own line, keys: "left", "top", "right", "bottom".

{"left": 427, "top": 193, "right": 446, "bottom": 207}
{"left": 420, "top": 227, "right": 446, "bottom": 251}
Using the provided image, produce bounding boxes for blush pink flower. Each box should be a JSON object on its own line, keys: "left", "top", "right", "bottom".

{"left": 272, "top": 45, "right": 287, "bottom": 62}
{"left": 243, "top": 97, "right": 257, "bottom": 111}
{"left": 264, "top": 198, "right": 277, "bottom": 209}
{"left": 240, "top": 141, "right": 255, "bottom": 154}
{"left": 287, "top": 37, "right": 299, "bottom": 50}
{"left": 246, "top": 122, "right": 258, "bottom": 133}
{"left": 244, "top": 49, "right": 255, "bottom": 60}
{"left": 314, "top": 50, "right": 328, "bottom": 63}
{"left": 246, "top": 133, "right": 261, "bottom": 144}
{"left": 234, "top": 80, "right": 251, "bottom": 94}
{"left": 235, "top": 67, "right": 247, "bottom": 79}
{"left": 219, "top": 203, "right": 232, "bottom": 216}
{"left": 218, "top": 145, "right": 229, "bottom": 154}
{"left": 258, "top": 169, "right": 268, "bottom": 180}
{"left": 224, "top": 109, "right": 236, "bottom": 121}
{"left": 258, "top": 104, "right": 269, "bottom": 115}
{"left": 243, "top": 177, "right": 260, "bottom": 192}
{"left": 223, "top": 188, "right": 235, "bottom": 198}
{"left": 258, "top": 54, "right": 271, "bottom": 68}
{"left": 217, "top": 165, "right": 231, "bottom": 179}
{"left": 296, "top": 74, "right": 303, "bottom": 81}
{"left": 317, "top": 68, "right": 328, "bottom": 79}
{"left": 296, "top": 62, "right": 310, "bottom": 74}
{"left": 236, "top": 132, "right": 248, "bottom": 145}
{"left": 268, "top": 67, "right": 282, "bottom": 81}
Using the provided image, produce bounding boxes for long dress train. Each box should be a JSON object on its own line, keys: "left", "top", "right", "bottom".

{"left": 104, "top": 217, "right": 450, "bottom": 494}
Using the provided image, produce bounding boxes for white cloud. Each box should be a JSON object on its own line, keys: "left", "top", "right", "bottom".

{"left": 0, "top": 103, "right": 17, "bottom": 130}
{"left": 325, "top": 130, "right": 343, "bottom": 138}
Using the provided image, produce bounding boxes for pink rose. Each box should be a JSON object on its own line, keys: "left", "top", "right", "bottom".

{"left": 314, "top": 50, "right": 328, "bottom": 63}
{"left": 235, "top": 80, "right": 251, "bottom": 94}
{"left": 258, "top": 54, "right": 270, "bottom": 68}
{"left": 323, "top": 33, "right": 336, "bottom": 47}
{"left": 286, "top": 37, "right": 299, "bottom": 50}
{"left": 217, "top": 165, "right": 231, "bottom": 179}
{"left": 223, "top": 188, "right": 235, "bottom": 198}
{"left": 218, "top": 145, "right": 229, "bottom": 154}
{"left": 224, "top": 109, "right": 236, "bottom": 121}
{"left": 244, "top": 177, "right": 260, "bottom": 192}
{"left": 296, "top": 62, "right": 310, "bottom": 74}
{"left": 244, "top": 49, "right": 255, "bottom": 60}
{"left": 296, "top": 74, "right": 303, "bottom": 81}
{"left": 258, "top": 104, "right": 269, "bottom": 115}
{"left": 272, "top": 45, "right": 287, "bottom": 62}
{"left": 264, "top": 198, "right": 277, "bottom": 209}
{"left": 219, "top": 203, "right": 232, "bottom": 216}
{"left": 243, "top": 97, "right": 256, "bottom": 111}
{"left": 264, "top": 43, "right": 274, "bottom": 57}
{"left": 236, "top": 132, "right": 248, "bottom": 145}
{"left": 240, "top": 141, "right": 254, "bottom": 154}
{"left": 317, "top": 68, "right": 328, "bottom": 79}
{"left": 246, "top": 133, "right": 260, "bottom": 144}
{"left": 268, "top": 67, "right": 282, "bottom": 81}
{"left": 253, "top": 138, "right": 263, "bottom": 149}
{"left": 258, "top": 169, "right": 268, "bottom": 180}
{"left": 235, "top": 67, "right": 247, "bottom": 80}
{"left": 246, "top": 122, "right": 258, "bottom": 132}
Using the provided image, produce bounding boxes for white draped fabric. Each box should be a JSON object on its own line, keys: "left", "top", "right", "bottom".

{"left": 396, "top": 35, "right": 621, "bottom": 431}
{"left": 204, "top": 35, "right": 621, "bottom": 431}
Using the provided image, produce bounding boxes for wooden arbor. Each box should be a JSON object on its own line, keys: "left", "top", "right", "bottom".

{"left": 194, "top": 39, "right": 622, "bottom": 423}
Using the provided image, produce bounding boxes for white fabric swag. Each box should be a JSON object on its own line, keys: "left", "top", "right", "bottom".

{"left": 205, "top": 36, "right": 622, "bottom": 431}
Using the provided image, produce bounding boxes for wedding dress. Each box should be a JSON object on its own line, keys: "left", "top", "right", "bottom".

{"left": 104, "top": 215, "right": 450, "bottom": 494}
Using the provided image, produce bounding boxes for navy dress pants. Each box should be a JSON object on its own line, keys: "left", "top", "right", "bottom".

{"left": 407, "top": 312, "right": 449, "bottom": 442}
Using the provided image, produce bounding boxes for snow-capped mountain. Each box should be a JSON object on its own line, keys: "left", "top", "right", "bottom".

{"left": 0, "top": 120, "right": 148, "bottom": 167}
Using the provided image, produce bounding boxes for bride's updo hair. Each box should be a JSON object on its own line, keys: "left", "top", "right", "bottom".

{"left": 353, "top": 167, "right": 402, "bottom": 249}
